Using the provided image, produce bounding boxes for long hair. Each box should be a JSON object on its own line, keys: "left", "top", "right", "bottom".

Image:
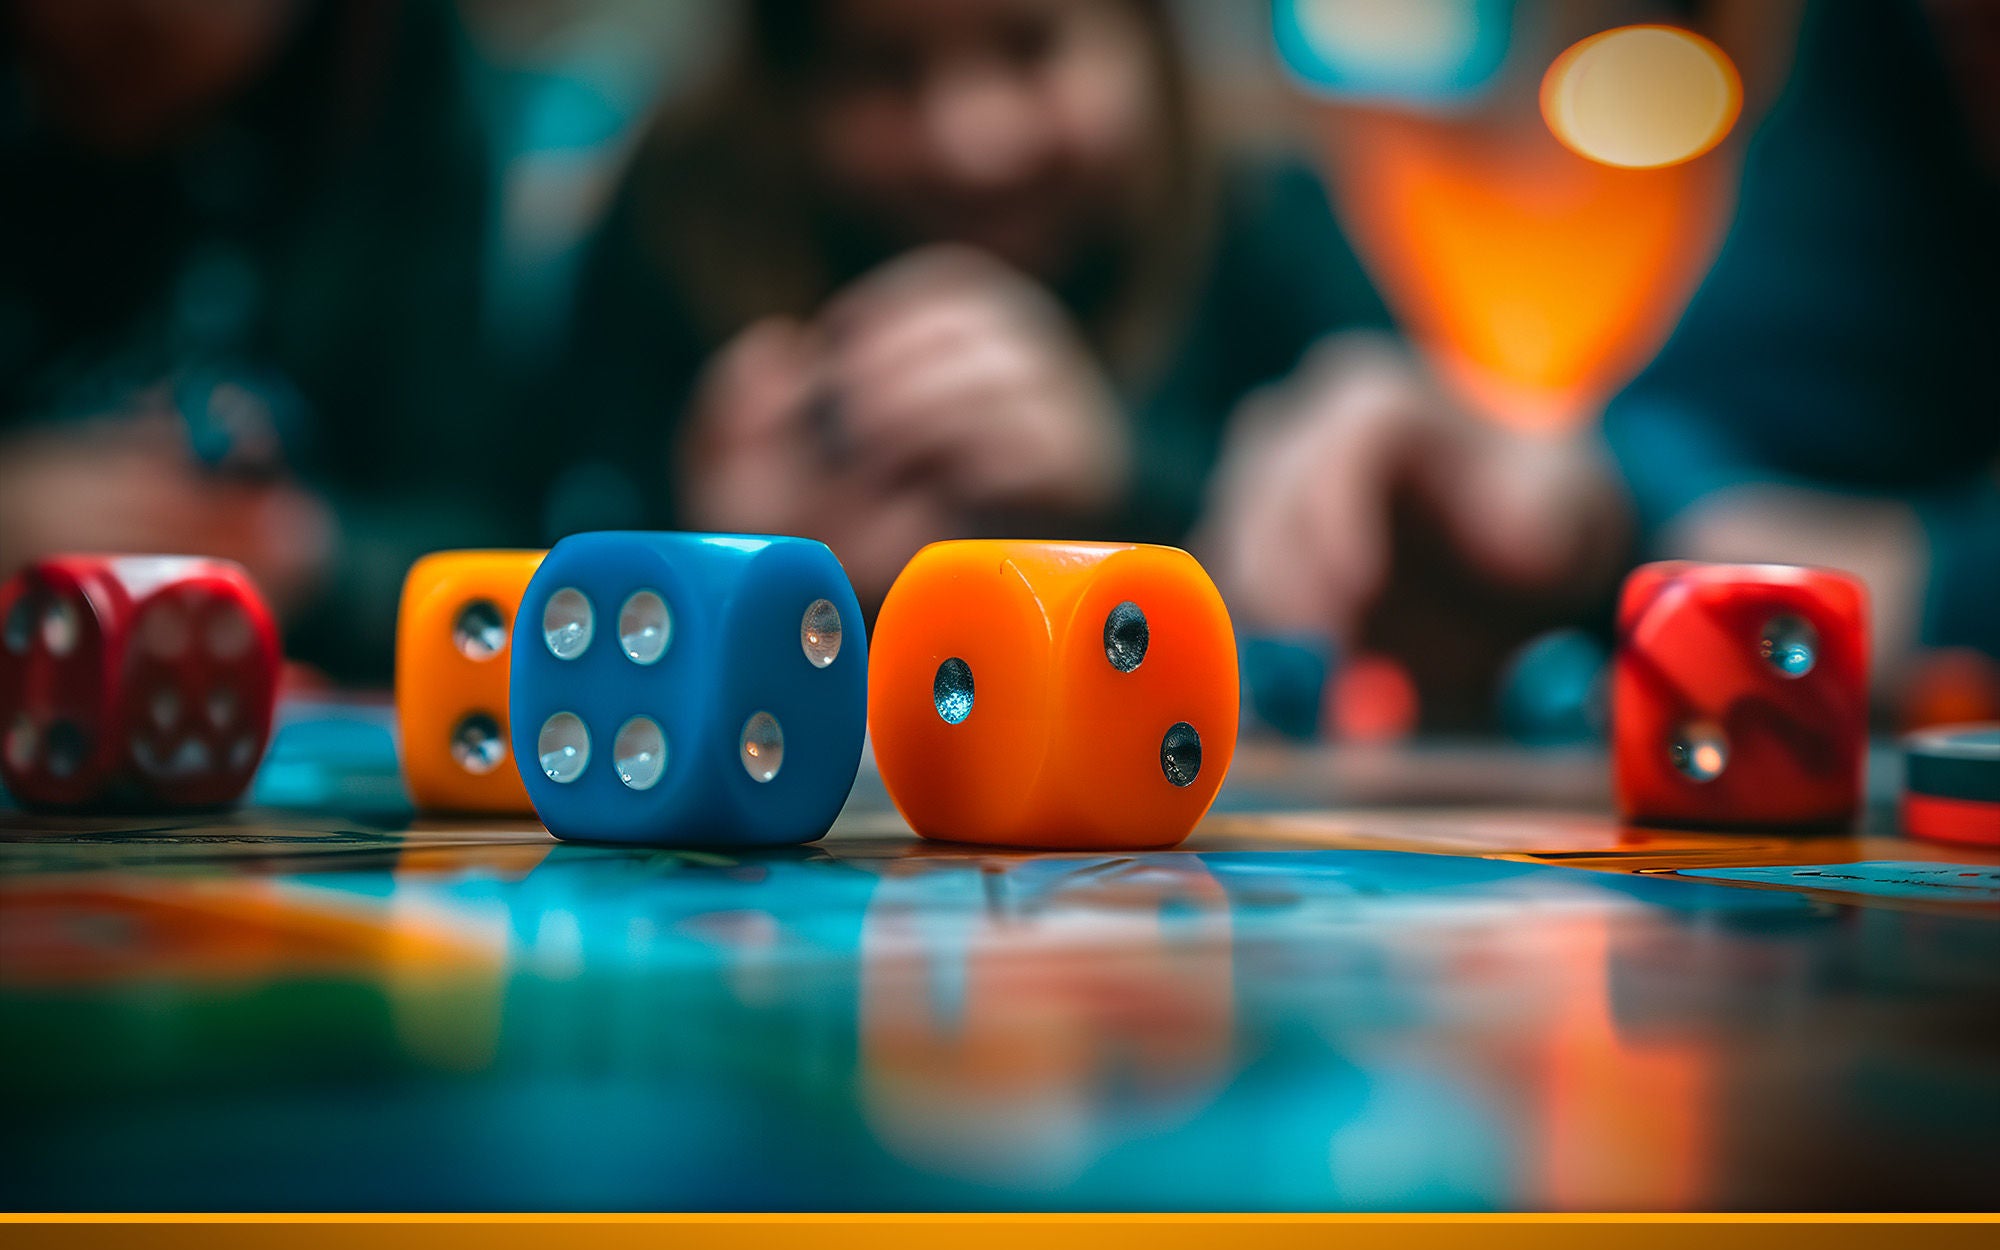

{"left": 622, "top": 0, "right": 1216, "bottom": 387}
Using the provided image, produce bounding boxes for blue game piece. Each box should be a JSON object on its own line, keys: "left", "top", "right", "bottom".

{"left": 1239, "top": 632, "right": 1336, "bottom": 741}
{"left": 508, "top": 532, "right": 867, "bottom": 846}
{"left": 1495, "top": 628, "right": 1607, "bottom": 746}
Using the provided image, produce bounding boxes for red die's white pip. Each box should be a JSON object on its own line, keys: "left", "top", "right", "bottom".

{"left": 0, "top": 555, "right": 281, "bottom": 810}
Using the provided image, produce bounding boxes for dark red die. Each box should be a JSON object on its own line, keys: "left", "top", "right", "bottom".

{"left": 1613, "top": 561, "right": 1869, "bottom": 830}
{"left": 0, "top": 555, "right": 281, "bottom": 810}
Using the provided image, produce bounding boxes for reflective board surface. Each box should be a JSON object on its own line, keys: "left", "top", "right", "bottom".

{"left": 2, "top": 704, "right": 1996, "bottom": 1211}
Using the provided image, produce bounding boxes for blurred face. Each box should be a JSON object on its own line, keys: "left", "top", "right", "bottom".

{"left": 11, "top": 0, "right": 303, "bottom": 153}
{"left": 807, "top": 0, "right": 1164, "bottom": 277}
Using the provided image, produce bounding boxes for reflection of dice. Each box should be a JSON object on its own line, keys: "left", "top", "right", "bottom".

{"left": 870, "top": 540, "right": 1239, "bottom": 849}
{"left": 508, "top": 532, "right": 867, "bottom": 845}
{"left": 1613, "top": 561, "right": 1868, "bottom": 829}
{"left": 395, "top": 550, "right": 544, "bottom": 813}
{"left": 0, "top": 555, "right": 280, "bottom": 810}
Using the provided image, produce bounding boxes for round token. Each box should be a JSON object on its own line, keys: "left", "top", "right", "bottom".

{"left": 1901, "top": 792, "right": 2000, "bottom": 848}
{"left": 1902, "top": 723, "right": 2000, "bottom": 803}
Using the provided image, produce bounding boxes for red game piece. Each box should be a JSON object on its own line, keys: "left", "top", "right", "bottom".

{"left": 0, "top": 555, "right": 281, "bottom": 810}
{"left": 1612, "top": 561, "right": 1868, "bottom": 829}
{"left": 1901, "top": 724, "right": 2000, "bottom": 847}
{"left": 1903, "top": 793, "right": 2000, "bottom": 846}
{"left": 1328, "top": 652, "right": 1419, "bottom": 744}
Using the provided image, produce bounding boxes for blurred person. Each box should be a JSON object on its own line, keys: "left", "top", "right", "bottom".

{"left": 556, "top": 0, "right": 1414, "bottom": 604}
{"left": 0, "top": 0, "right": 513, "bottom": 682}
{"left": 1603, "top": 0, "right": 2000, "bottom": 688}
{"left": 1203, "top": 0, "right": 1999, "bottom": 714}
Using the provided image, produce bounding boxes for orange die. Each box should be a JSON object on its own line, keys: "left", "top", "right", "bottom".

{"left": 869, "top": 540, "right": 1239, "bottom": 849}
{"left": 395, "top": 550, "right": 545, "bottom": 813}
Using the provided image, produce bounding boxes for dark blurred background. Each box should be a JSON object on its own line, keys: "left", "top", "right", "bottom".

{"left": 2, "top": 0, "right": 1995, "bottom": 735}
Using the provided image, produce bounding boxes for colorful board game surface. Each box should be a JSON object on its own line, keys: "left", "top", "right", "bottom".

{"left": 3, "top": 703, "right": 1998, "bottom": 1211}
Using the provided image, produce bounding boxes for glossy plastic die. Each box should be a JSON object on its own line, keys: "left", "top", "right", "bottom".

{"left": 508, "top": 532, "right": 867, "bottom": 845}
{"left": 0, "top": 555, "right": 281, "bottom": 810}
{"left": 1613, "top": 561, "right": 1868, "bottom": 829}
{"left": 869, "top": 540, "right": 1239, "bottom": 849}
{"left": 396, "top": 550, "right": 545, "bottom": 813}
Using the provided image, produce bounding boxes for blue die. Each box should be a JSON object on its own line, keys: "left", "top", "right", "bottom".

{"left": 508, "top": 532, "right": 867, "bottom": 846}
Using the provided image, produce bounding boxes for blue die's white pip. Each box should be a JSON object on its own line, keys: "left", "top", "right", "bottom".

{"left": 508, "top": 532, "right": 867, "bottom": 846}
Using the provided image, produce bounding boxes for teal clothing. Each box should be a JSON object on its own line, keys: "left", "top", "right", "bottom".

{"left": 552, "top": 154, "right": 1396, "bottom": 548}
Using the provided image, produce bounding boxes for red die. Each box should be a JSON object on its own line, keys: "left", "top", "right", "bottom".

{"left": 0, "top": 556, "right": 281, "bottom": 810}
{"left": 1613, "top": 561, "right": 1869, "bottom": 829}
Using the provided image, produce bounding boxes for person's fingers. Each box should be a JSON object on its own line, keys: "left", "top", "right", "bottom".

{"left": 0, "top": 425, "right": 263, "bottom": 574}
{"left": 1222, "top": 482, "right": 1323, "bottom": 630}
{"left": 1289, "top": 393, "right": 1415, "bottom": 632}
{"left": 687, "top": 425, "right": 918, "bottom": 552}
{"left": 845, "top": 356, "right": 1128, "bottom": 514}
{"left": 1446, "top": 437, "right": 1570, "bottom": 586}
{"left": 828, "top": 287, "right": 1025, "bottom": 402}
{"left": 237, "top": 485, "right": 338, "bottom": 615}
{"left": 31, "top": 462, "right": 214, "bottom": 557}
{"left": 823, "top": 247, "right": 1126, "bottom": 513}
{"left": 824, "top": 246, "right": 1061, "bottom": 396}
{"left": 838, "top": 338, "right": 1029, "bottom": 487}
{"left": 680, "top": 318, "right": 829, "bottom": 527}
{"left": 1293, "top": 339, "right": 1611, "bottom": 599}
{"left": 690, "top": 317, "right": 821, "bottom": 449}
{"left": 1415, "top": 421, "right": 1624, "bottom": 595}
{"left": 1211, "top": 418, "right": 1337, "bottom": 631}
{"left": 945, "top": 389, "right": 1117, "bottom": 510}
{"left": 1203, "top": 381, "right": 1416, "bottom": 641}
{"left": 822, "top": 244, "right": 1016, "bottom": 334}
{"left": 1197, "top": 391, "right": 1296, "bottom": 612}
{"left": 99, "top": 409, "right": 193, "bottom": 461}
{"left": 681, "top": 439, "right": 817, "bottom": 531}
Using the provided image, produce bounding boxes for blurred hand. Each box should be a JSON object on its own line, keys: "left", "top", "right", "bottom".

{"left": 1662, "top": 484, "right": 1927, "bottom": 690}
{"left": 680, "top": 247, "right": 1133, "bottom": 604}
{"left": 821, "top": 245, "right": 1131, "bottom": 517}
{"left": 677, "top": 317, "right": 957, "bottom": 605}
{"left": 0, "top": 413, "right": 335, "bottom": 617}
{"left": 1197, "top": 336, "right": 1629, "bottom": 720}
